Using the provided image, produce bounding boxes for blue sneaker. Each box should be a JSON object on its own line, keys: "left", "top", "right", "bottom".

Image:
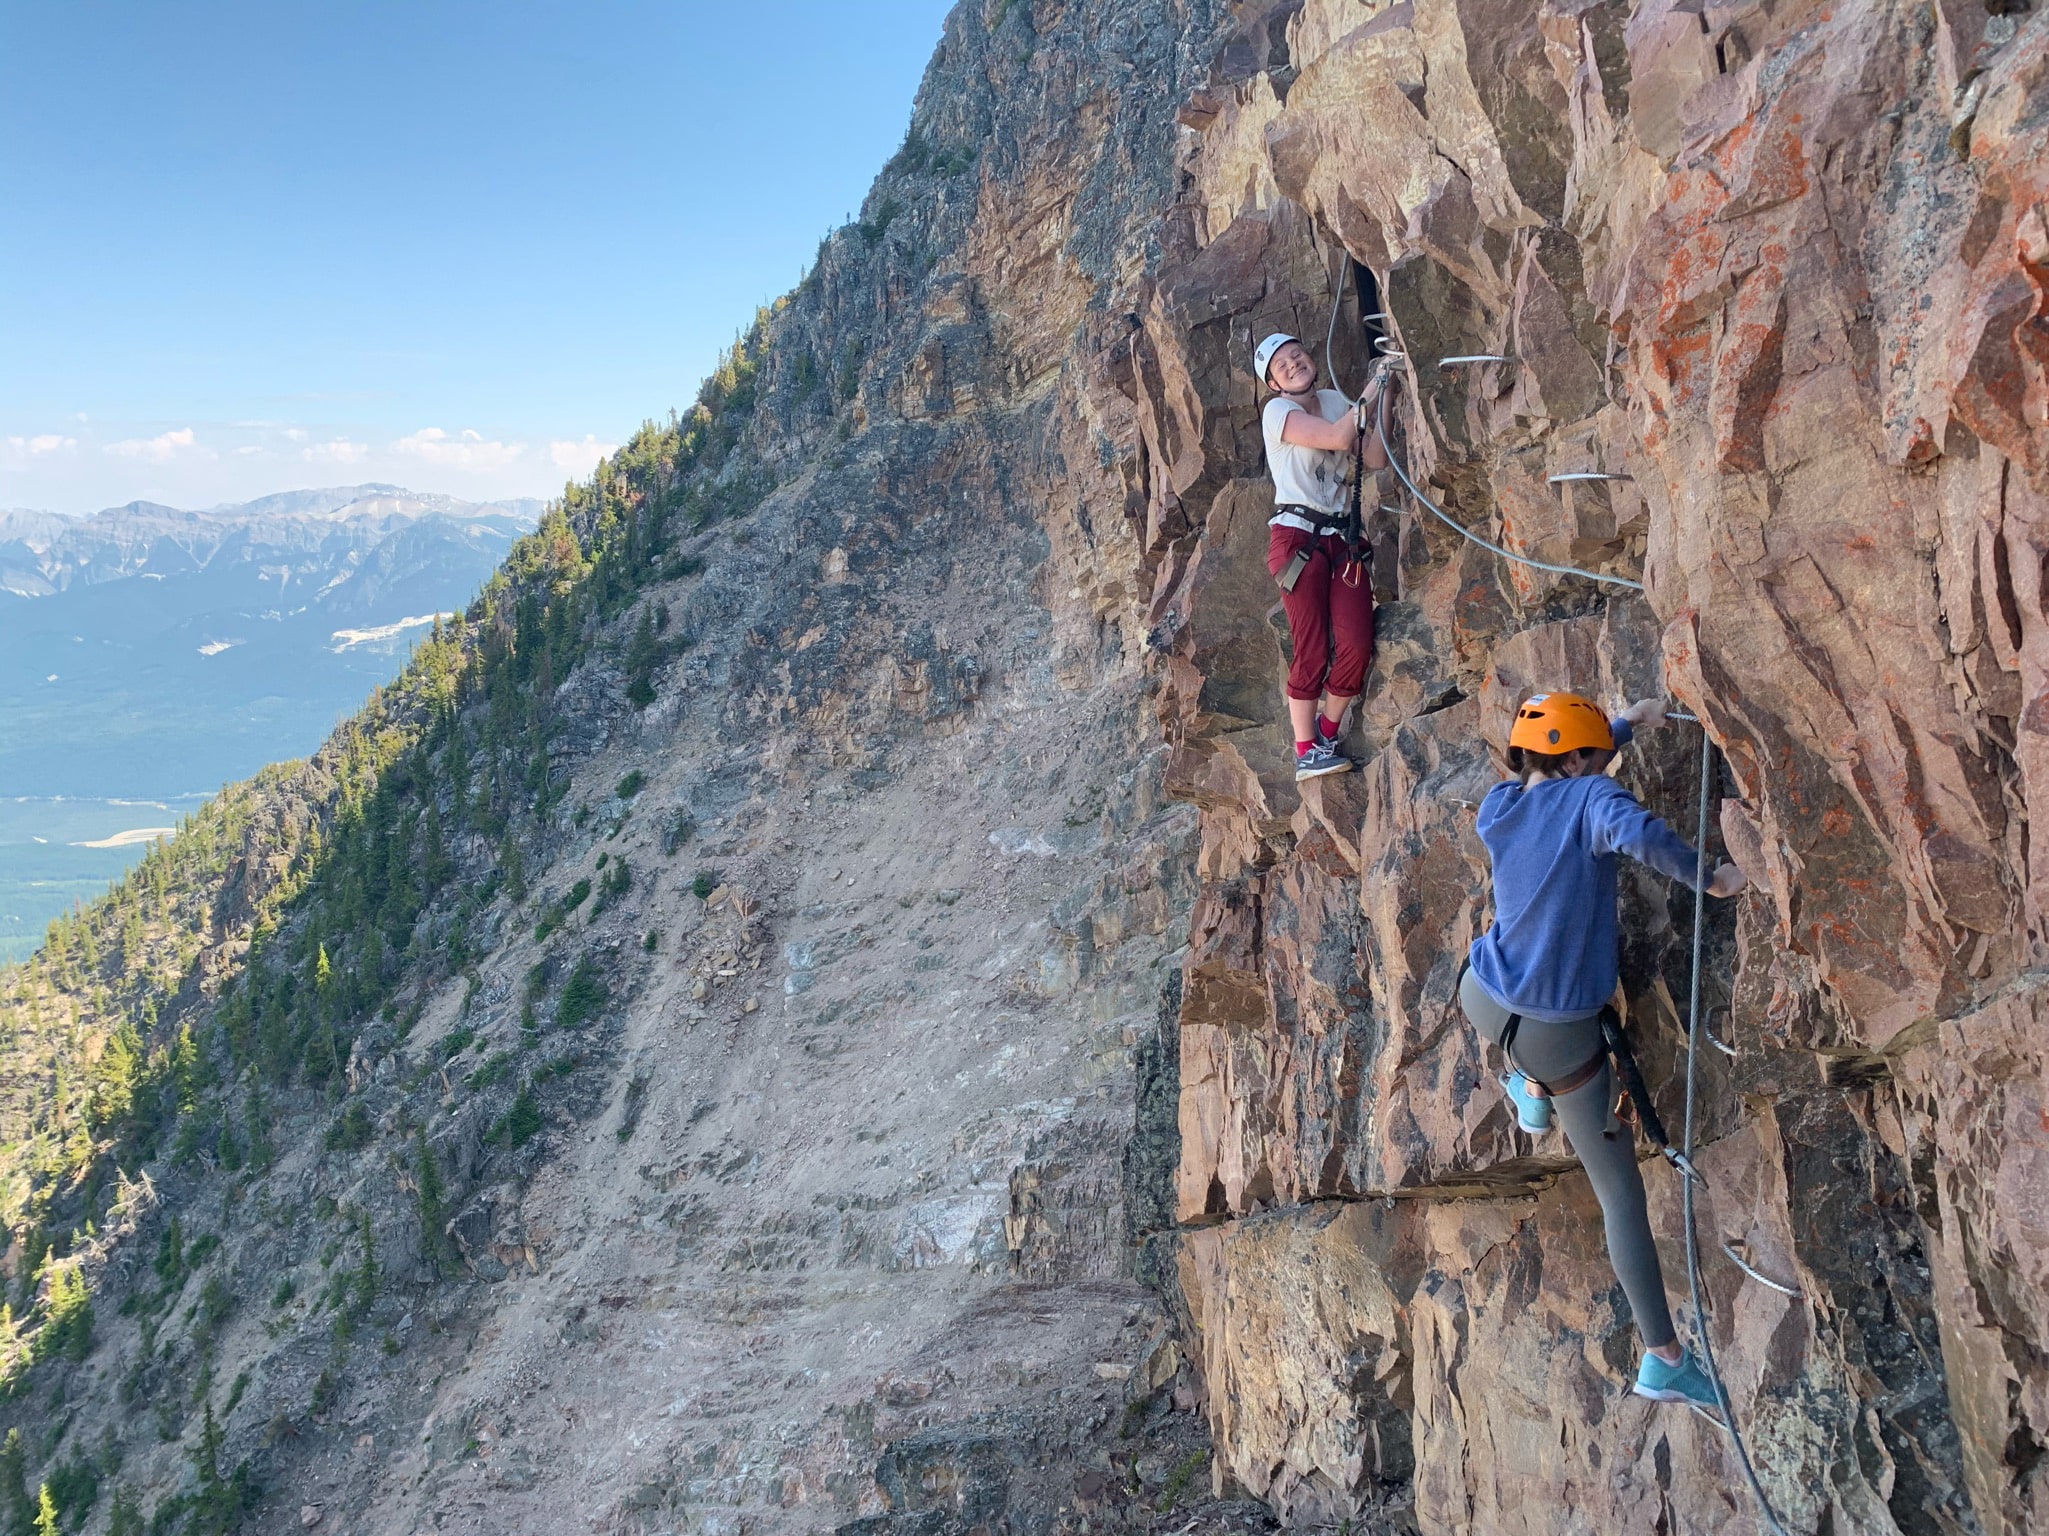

{"left": 1500, "top": 1070, "right": 1553, "bottom": 1134}
{"left": 1634, "top": 1349, "right": 1723, "bottom": 1415}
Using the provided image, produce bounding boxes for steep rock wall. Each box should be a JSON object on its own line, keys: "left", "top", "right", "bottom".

{"left": 1118, "top": 1, "right": 2049, "bottom": 1531}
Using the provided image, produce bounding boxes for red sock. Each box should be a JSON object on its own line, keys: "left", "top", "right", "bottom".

{"left": 1296, "top": 740, "right": 1315, "bottom": 756}
{"left": 1317, "top": 715, "right": 1342, "bottom": 739}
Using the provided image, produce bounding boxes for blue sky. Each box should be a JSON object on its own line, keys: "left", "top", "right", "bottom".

{"left": 0, "top": 0, "right": 958, "bottom": 514}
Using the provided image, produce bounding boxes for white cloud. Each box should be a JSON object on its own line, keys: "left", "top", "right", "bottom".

{"left": 234, "top": 445, "right": 266, "bottom": 458}
{"left": 4, "top": 433, "right": 77, "bottom": 456}
{"left": 549, "top": 435, "right": 619, "bottom": 474}
{"left": 105, "top": 427, "right": 201, "bottom": 461}
{"left": 395, "top": 426, "right": 526, "bottom": 471}
{"left": 301, "top": 438, "right": 369, "bottom": 464}
{"left": 284, "top": 427, "right": 310, "bottom": 443}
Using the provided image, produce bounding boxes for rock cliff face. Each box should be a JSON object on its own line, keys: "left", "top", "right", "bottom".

{"left": 1123, "top": 1, "right": 2049, "bottom": 1531}
{"left": 3, "top": 4, "right": 2046, "bottom": 1536}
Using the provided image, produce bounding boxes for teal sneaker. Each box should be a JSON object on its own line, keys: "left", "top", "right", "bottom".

{"left": 1634, "top": 1349, "right": 1723, "bottom": 1414}
{"left": 1500, "top": 1070, "right": 1553, "bottom": 1134}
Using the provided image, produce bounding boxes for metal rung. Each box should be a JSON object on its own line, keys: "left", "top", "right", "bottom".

{"left": 1439, "top": 354, "right": 1510, "bottom": 367}
{"left": 1373, "top": 339, "right": 1409, "bottom": 361}
{"left": 1547, "top": 472, "right": 1634, "bottom": 484}
{"left": 1722, "top": 1241, "right": 1802, "bottom": 1297}
{"left": 1668, "top": 712, "right": 1701, "bottom": 723}
{"left": 1706, "top": 1030, "right": 1737, "bottom": 1057}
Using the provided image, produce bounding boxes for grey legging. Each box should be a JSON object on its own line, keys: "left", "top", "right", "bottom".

{"left": 1460, "top": 967, "right": 1677, "bottom": 1350}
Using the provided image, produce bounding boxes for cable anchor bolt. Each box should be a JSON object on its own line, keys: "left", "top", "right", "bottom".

{"left": 1661, "top": 1147, "right": 1709, "bottom": 1186}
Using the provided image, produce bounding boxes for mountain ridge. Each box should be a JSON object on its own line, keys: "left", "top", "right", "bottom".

{"left": 0, "top": 487, "right": 545, "bottom": 599}
{"left": 0, "top": 3, "right": 1243, "bottom": 1530}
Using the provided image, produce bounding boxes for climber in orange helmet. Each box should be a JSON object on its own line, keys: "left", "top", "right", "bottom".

{"left": 1461, "top": 692, "right": 1747, "bottom": 1413}
{"left": 1252, "top": 332, "right": 1389, "bottom": 782}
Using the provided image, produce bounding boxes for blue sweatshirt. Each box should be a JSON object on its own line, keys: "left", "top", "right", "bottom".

{"left": 1466, "top": 725, "right": 1707, "bottom": 1021}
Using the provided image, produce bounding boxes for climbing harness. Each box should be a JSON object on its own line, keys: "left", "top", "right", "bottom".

{"left": 1271, "top": 505, "right": 1351, "bottom": 593}
{"left": 1497, "top": 1010, "right": 1609, "bottom": 1099}
{"left": 1491, "top": 990, "right": 1706, "bottom": 1182}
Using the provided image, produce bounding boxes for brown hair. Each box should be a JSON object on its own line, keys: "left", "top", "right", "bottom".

{"left": 1508, "top": 744, "right": 1615, "bottom": 782}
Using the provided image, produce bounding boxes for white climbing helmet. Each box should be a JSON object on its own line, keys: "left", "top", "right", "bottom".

{"left": 1253, "top": 332, "right": 1302, "bottom": 386}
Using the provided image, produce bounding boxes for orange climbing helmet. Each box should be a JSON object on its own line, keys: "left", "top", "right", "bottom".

{"left": 1509, "top": 692, "right": 1614, "bottom": 754}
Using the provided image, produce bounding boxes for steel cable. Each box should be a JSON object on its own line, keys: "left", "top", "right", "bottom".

{"left": 1326, "top": 248, "right": 1645, "bottom": 592}
{"left": 1683, "top": 729, "right": 1795, "bottom": 1536}
{"left": 1374, "top": 388, "right": 1646, "bottom": 591}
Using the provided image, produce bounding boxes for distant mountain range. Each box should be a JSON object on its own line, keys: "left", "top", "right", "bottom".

{"left": 0, "top": 485, "right": 542, "bottom": 796}
{"left": 0, "top": 485, "right": 542, "bottom": 960}
{"left": 0, "top": 483, "right": 541, "bottom": 602}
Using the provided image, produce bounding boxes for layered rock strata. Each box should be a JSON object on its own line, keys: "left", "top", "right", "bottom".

{"left": 1121, "top": 1, "right": 2049, "bottom": 1531}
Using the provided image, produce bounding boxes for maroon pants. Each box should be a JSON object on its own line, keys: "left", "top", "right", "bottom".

{"left": 1268, "top": 525, "right": 1375, "bottom": 702}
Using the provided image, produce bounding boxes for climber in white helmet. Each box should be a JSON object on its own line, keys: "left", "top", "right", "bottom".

{"left": 1252, "top": 331, "right": 1390, "bottom": 781}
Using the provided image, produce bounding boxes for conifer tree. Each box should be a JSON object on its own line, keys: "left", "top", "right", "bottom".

{"left": 155, "top": 1214, "right": 184, "bottom": 1285}
{"left": 413, "top": 1132, "right": 451, "bottom": 1274}
{"left": 352, "top": 1211, "right": 378, "bottom": 1316}
{"left": 0, "top": 1305, "right": 19, "bottom": 1391}
{"left": 192, "top": 1400, "right": 228, "bottom": 1535}
{"left": 40, "top": 1262, "right": 93, "bottom": 1363}
{"left": 31, "top": 1485, "right": 55, "bottom": 1536}
{"left": 0, "top": 1430, "right": 28, "bottom": 1534}
{"left": 104, "top": 1488, "right": 141, "bottom": 1536}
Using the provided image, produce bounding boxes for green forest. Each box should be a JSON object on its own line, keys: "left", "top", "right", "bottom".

{"left": 0, "top": 309, "right": 790, "bottom": 1473}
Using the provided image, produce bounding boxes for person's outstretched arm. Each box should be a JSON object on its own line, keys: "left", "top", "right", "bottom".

{"left": 1585, "top": 778, "right": 1747, "bottom": 896}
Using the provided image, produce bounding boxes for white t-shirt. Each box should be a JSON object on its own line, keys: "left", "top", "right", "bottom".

{"left": 1262, "top": 390, "right": 1351, "bottom": 518}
